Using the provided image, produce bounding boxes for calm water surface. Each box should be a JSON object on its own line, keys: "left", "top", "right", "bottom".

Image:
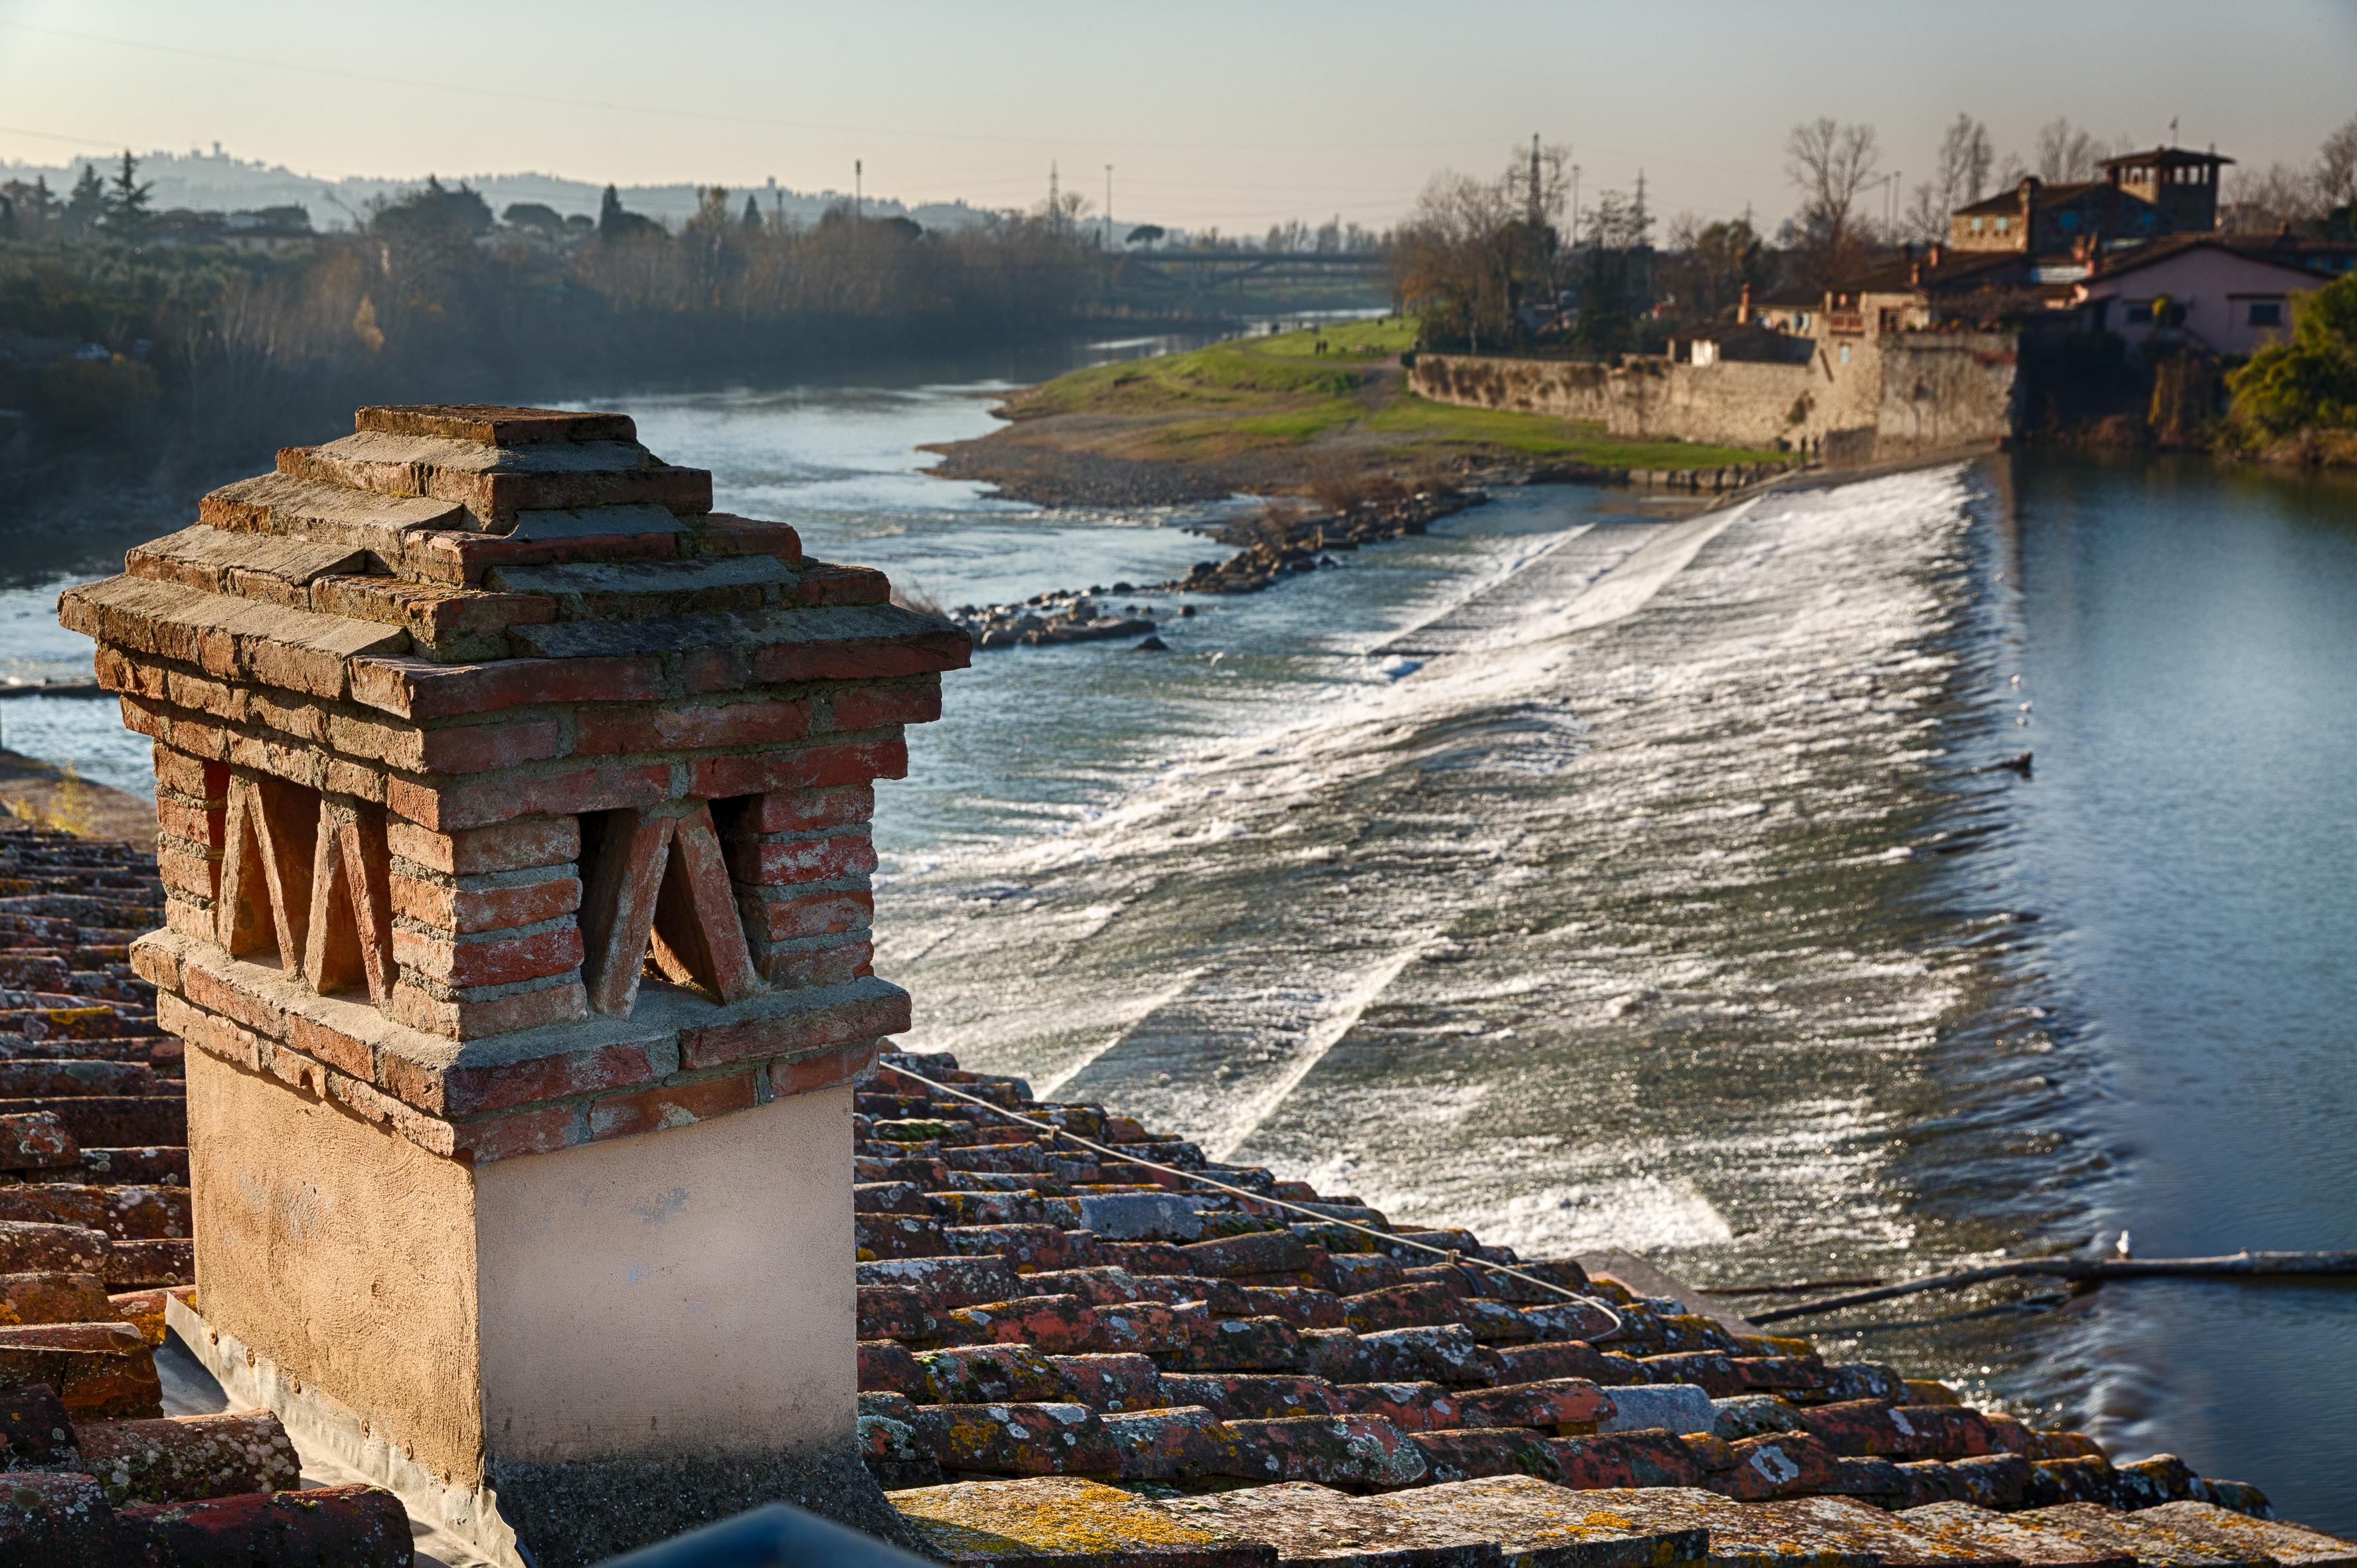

{"left": 3, "top": 362, "right": 2350, "bottom": 1526}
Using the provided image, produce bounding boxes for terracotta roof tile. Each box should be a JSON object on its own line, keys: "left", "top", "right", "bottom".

{"left": 0, "top": 816, "right": 414, "bottom": 1556}
{"left": 859, "top": 1047, "right": 2347, "bottom": 1562}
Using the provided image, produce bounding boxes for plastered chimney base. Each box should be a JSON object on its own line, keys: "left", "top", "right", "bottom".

{"left": 184, "top": 1052, "right": 912, "bottom": 1562}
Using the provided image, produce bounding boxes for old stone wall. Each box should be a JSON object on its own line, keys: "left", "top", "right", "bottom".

{"left": 1410, "top": 333, "right": 2019, "bottom": 462}
{"left": 1872, "top": 335, "right": 2022, "bottom": 452}
{"left": 1406, "top": 354, "right": 1615, "bottom": 421}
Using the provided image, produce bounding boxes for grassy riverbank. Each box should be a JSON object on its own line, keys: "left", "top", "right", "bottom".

{"left": 928, "top": 321, "right": 1785, "bottom": 505}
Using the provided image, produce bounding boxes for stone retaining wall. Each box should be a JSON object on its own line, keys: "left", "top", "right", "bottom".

{"left": 1409, "top": 331, "right": 2020, "bottom": 464}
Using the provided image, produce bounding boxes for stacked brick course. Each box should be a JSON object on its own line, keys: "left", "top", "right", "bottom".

{"left": 61, "top": 403, "right": 968, "bottom": 1166}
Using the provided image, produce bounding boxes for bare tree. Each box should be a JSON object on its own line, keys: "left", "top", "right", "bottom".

{"left": 1392, "top": 169, "right": 1520, "bottom": 351}
{"left": 2034, "top": 118, "right": 2106, "bottom": 183}
{"left": 1785, "top": 118, "right": 1881, "bottom": 281}
{"left": 1900, "top": 116, "right": 1998, "bottom": 243}
{"left": 1941, "top": 114, "right": 1996, "bottom": 204}
{"left": 2316, "top": 114, "right": 2357, "bottom": 213}
{"left": 2224, "top": 163, "right": 2318, "bottom": 230}
{"left": 1390, "top": 145, "right": 1572, "bottom": 351}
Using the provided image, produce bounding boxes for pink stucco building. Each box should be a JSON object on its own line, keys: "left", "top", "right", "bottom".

{"left": 2073, "top": 238, "right": 2323, "bottom": 356}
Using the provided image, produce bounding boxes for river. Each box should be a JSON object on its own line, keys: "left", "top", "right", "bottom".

{"left": 1, "top": 353, "right": 2350, "bottom": 1528}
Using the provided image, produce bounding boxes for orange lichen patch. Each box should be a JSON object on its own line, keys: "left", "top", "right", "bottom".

{"left": 108, "top": 1287, "right": 174, "bottom": 1346}
{"left": 0, "top": 1269, "right": 115, "bottom": 1326}
{"left": 1147, "top": 1481, "right": 1499, "bottom": 1567}
{"left": 1521, "top": 1487, "right": 1876, "bottom": 1568}
{"left": 890, "top": 1475, "right": 1271, "bottom": 1566}
{"left": 1373, "top": 1476, "right": 1713, "bottom": 1567}
{"left": 1750, "top": 1497, "right": 2022, "bottom": 1566}
{"left": 2135, "top": 1501, "right": 2357, "bottom": 1566}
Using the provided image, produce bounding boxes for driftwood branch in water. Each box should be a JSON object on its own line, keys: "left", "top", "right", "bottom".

{"left": 1743, "top": 1251, "right": 2357, "bottom": 1325}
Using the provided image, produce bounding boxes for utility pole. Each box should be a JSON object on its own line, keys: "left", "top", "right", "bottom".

{"left": 1571, "top": 164, "right": 1582, "bottom": 247}
{"left": 1049, "top": 162, "right": 1060, "bottom": 232}
{"left": 854, "top": 159, "right": 862, "bottom": 221}
{"left": 1105, "top": 163, "right": 1113, "bottom": 250}
{"left": 1528, "top": 133, "right": 1543, "bottom": 230}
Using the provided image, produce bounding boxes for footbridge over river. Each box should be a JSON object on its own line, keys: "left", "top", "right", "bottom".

{"left": 1101, "top": 247, "right": 1390, "bottom": 300}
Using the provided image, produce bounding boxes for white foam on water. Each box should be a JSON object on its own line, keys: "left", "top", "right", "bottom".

{"left": 886, "top": 463, "right": 1993, "bottom": 1277}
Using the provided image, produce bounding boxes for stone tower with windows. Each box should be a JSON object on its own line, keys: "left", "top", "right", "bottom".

{"left": 62, "top": 404, "right": 967, "bottom": 1563}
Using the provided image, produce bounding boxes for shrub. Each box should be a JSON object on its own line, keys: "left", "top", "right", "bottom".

{"left": 2226, "top": 272, "right": 2357, "bottom": 439}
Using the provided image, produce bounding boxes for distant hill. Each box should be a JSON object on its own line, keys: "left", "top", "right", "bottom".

{"left": 0, "top": 145, "right": 1007, "bottom": 232}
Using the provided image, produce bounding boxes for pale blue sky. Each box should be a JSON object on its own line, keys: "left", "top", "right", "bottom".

{"left": 2, "top": 0, "right": 2351, "bottom": 230}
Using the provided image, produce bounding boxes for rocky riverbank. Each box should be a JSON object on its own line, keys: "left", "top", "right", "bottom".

{"left": 948, "top": 484, "right": 1484, "bottom": 651}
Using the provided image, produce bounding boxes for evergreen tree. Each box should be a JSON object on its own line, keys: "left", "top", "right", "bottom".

{"left": 106, "top": 149, "right": 153, "bottom": 237}
{"left": 63, "top": 163, "right": 108, "bottom": 238}
{"left": 743, "top": 195, "right": 762, "bottom": 232}
{"left": 594, "top": 183, "right": 660, "bottom": 241}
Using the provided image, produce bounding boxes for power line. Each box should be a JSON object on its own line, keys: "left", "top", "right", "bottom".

{"left": 0, "top": 121, "right": 136, "bottom": 153}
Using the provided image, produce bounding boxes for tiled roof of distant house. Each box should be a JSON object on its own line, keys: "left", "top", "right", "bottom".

{"left": 2083, "top": 234, "right": 2338, "bottom": 285}
{"left": 2099, "top": 148, "right": 2235, "bottom": 171}
{"left": 1953, "top": 183, "right": 2108, "bottom": 216}
{"left": 1837, "top": 250, "right": 2030, "bottom": 296}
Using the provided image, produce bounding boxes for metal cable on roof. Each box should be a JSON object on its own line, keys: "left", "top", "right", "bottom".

{"left": 876, "top": 1061, "right": 1625, "bottom": 1336}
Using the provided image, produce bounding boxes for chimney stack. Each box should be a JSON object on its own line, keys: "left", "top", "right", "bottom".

{"left": 1738, "top": 281, "right": 1752, "bottom": 323}
{"left": 63, "top": 405, "right": 969, "bottom": 1564}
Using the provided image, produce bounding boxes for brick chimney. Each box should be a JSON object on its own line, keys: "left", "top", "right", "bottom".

{"left": 1737, "top": 281, "right": 1752, "bottom": 323}
{"left": 61, "top": 405, "right": 968, "bottom": 1565}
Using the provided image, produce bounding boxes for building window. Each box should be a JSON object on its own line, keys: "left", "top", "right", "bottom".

{"left": 1839, "top": 343, "right": 1851, "bottom": 365}
{"left": 1996, "top": 216, "right": 2010, "bottom": 233}
{"left": 2247, "top": 301, "right": 2283, "bottom": 327}
{"left": 2125, "top": 300, "right": 2153, "bottom": 324}
{"left": 2059, "top": 211, "right": 2079, "bottom": 230}
{"left": 1970, "top": 216, "right": 1984, "bottom": 233}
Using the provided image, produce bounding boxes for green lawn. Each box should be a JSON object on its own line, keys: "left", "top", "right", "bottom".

{"left": 1244, "top": 317, "right": 1418, "bottom": 360}
{"left": 1010, "top": 318, "right": 1787, "bottom": 469}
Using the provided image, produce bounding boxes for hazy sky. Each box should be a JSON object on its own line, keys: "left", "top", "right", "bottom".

{"left": 3, "top": 0, "right": 2352, "bottom": 231}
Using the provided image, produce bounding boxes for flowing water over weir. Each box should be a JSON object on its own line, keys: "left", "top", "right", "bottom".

{"left": 878, "top": 462, "right": 2105, "bottom": 1425}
